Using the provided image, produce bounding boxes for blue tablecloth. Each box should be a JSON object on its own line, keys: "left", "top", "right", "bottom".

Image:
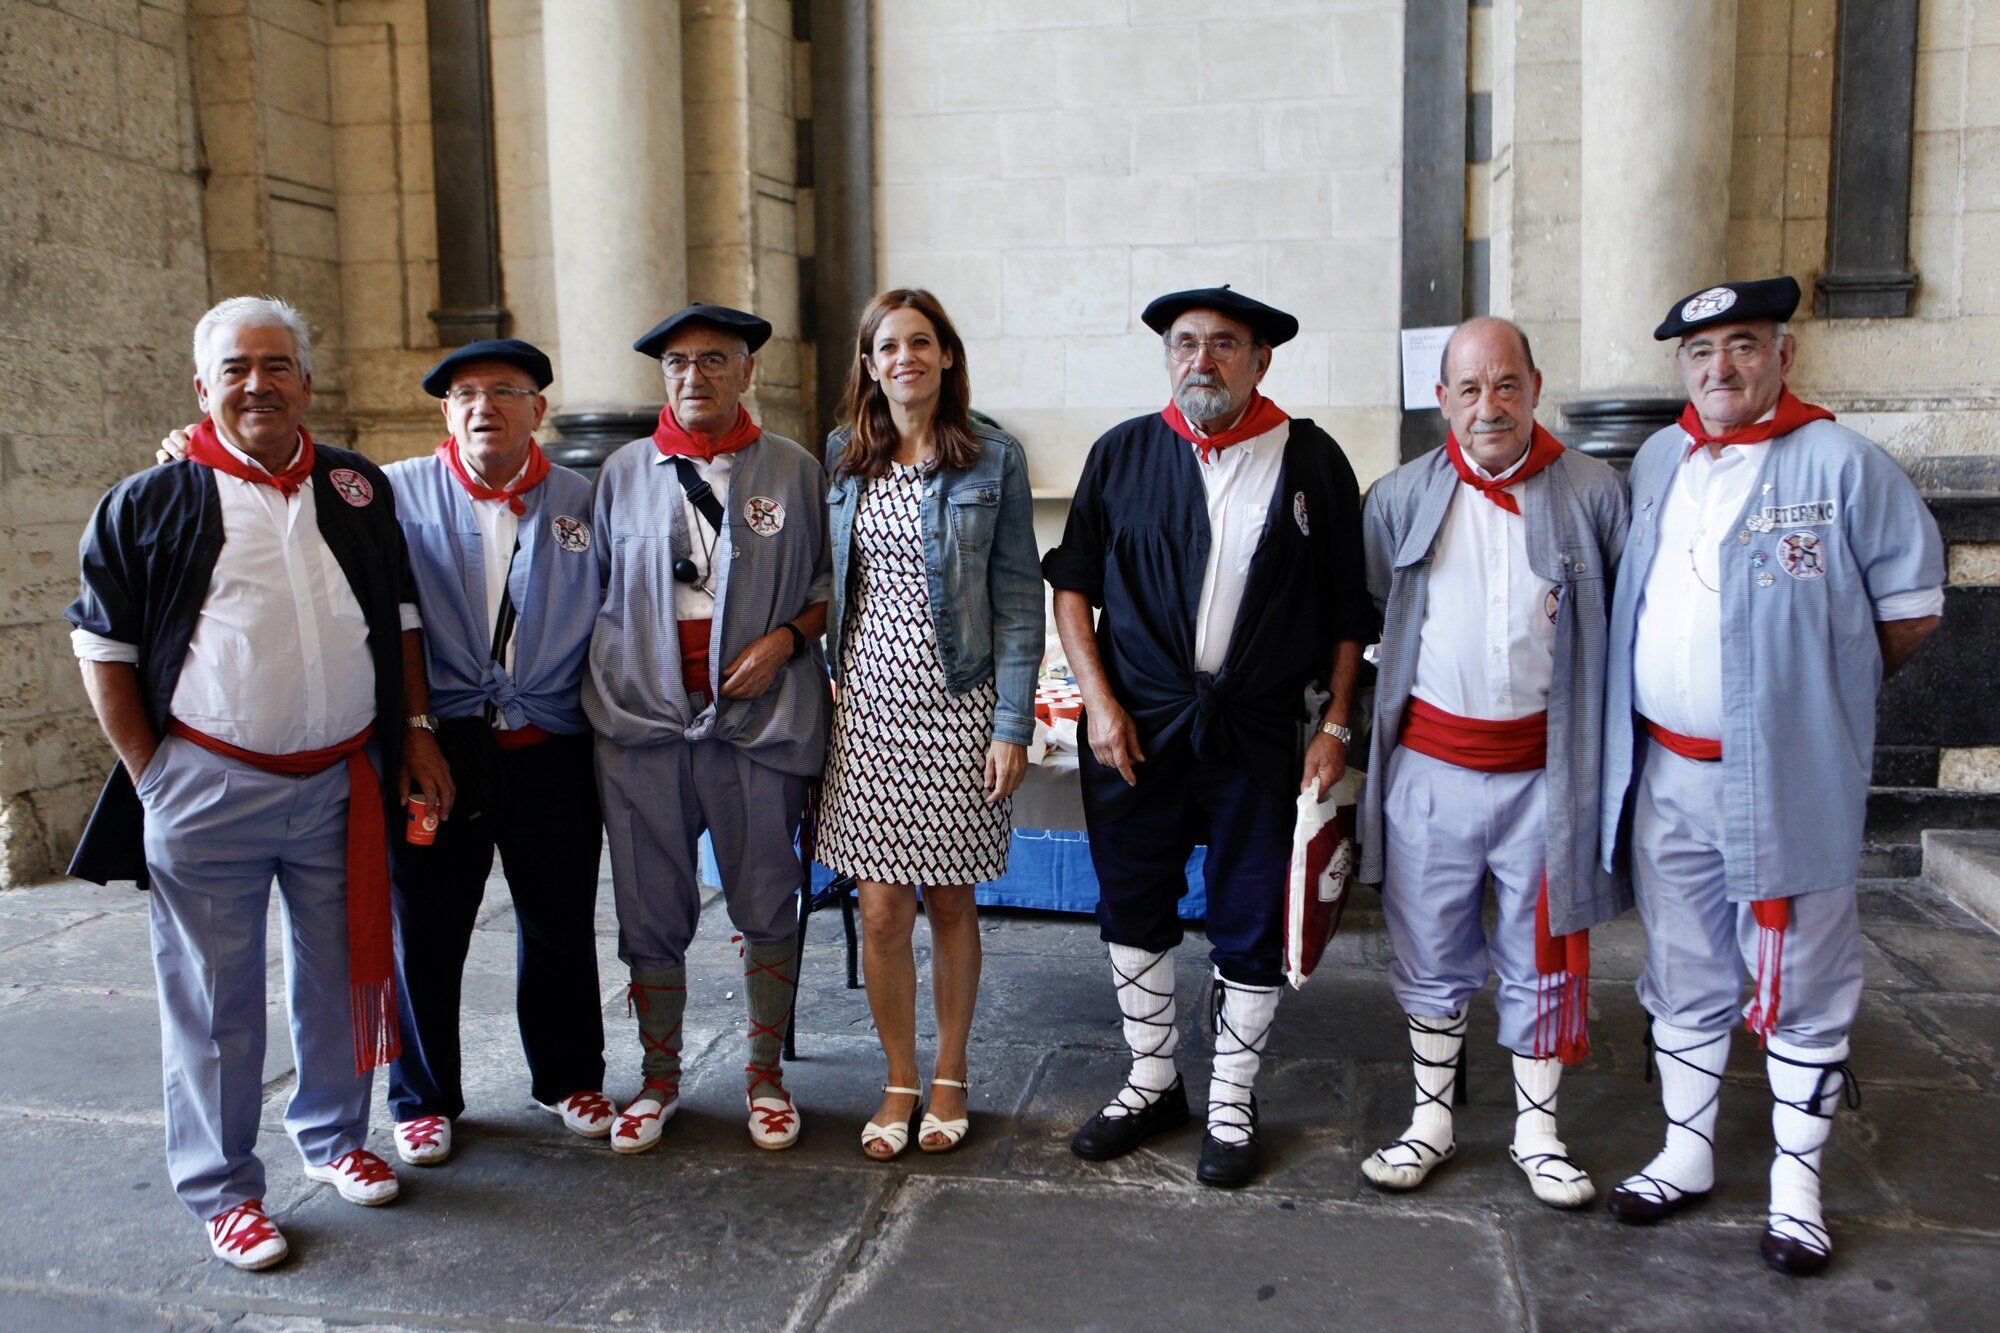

{"left": 700, "top": 830, "right": 1208, "bottom": 919}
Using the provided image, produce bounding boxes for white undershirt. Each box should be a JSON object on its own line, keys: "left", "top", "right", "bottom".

{"left": 72, "top": 433, "right": 416, "bottom": 754}
{"left": 1412, "top": 451, "right": 1556, "bottom": 720}
{"left": 1192, "top": 421, "right": 1289, "bottom": 676}
{"left": 656, "top": 451, "right": 732, "bottom": 620}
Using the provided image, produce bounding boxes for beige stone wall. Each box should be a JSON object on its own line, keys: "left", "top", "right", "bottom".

{"left": 0, "top": 0, "right": 211, "bottom": 884}
{"left": 870, "top": 0, "right": 1408, "bottom": 498}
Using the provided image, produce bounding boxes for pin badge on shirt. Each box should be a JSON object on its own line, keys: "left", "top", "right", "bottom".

{"left": 745, "top": 496, "right": 785, "bottom": 536}
{"left": 1779, "top": 530, "right": 1827, "bottom": 580}
{"left": 328, "top": 468, "right": 374, "bottom": 507}
{"left": 553, "top": 515, "right": 591, "bottom": 553}
{"left": 1293, "top": 491, "right": 1310, "bottom": 536}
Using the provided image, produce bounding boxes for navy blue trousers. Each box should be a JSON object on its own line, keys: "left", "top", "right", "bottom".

{"left": 1084, "top": 754, "right": 1293, "bottom": 986}
{"left": 388, "top": 730, "right": 605, "bottom": 1121}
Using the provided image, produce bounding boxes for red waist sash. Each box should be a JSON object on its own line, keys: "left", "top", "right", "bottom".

{"left": 1642, "top": 716, "right": 1721, "bottom": 762}
{"left": 1399, "top": 697, "right": 1548, "bottom": 772}
{"left": 679, "top": 619, "right": 713, "bottom": 697}
{"left": 164, "top": 720, "right": 398, "bottom": 1073}
{"left": 493, "top": 723, "right": 552, "bottom": 751}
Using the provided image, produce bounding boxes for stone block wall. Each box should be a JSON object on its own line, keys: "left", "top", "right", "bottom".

{"left": 0, "top": 0, "right": 212, "bottom": 885}
{"left": 872, "top": 0, "right": 1408, "bottom": 496}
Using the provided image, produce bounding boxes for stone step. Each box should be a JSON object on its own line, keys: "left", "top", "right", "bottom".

{"left": 1921, "top": 829, "right": 2000, "bottom": 934}
{"left": 1866, "top": 786, "right": 2000, "bottom": 844}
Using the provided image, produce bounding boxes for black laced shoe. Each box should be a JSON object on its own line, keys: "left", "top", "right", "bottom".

{"left": 1196, "top": 1096, "right": 1261, "bottom": 1189}
{"left": 1760, "top": 1225, "right": 1832, "bottom": 1277}
{"left": 1071, "top": 1077, "right": 1190, "bottom": 1161}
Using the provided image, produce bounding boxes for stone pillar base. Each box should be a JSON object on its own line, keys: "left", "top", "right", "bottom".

{"left": 546, "top": 410, "right": 657, "bottom": 478}
{"left": 1560, "top": 397, "right": 1683, "bottom": 468}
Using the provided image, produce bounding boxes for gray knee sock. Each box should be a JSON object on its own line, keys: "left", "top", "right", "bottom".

{"left": 744, "top": 938, "right": 798, "bottom": 1098}
{"left": 628, "top": 967, "right": 686, "bottom": 1089}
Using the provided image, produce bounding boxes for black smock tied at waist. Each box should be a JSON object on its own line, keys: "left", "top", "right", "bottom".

{"left": 1042, "top": 412, "right": 1377, "bottom": 822}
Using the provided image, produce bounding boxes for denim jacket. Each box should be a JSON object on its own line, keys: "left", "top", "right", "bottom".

{"left": 824, "top": 422, "right": 1045, "bottom": 746}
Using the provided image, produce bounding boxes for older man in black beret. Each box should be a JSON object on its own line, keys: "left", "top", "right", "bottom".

{"left": 1044, "top": 286, "right": 1378, "bottom": 1187}
{"left": 584, "top": 303, "right": 832, "bottom": 1156}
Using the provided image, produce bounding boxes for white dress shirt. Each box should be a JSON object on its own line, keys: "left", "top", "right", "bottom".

{"left": 1192, "top": 421, "right": 1289, "bottom": 676}
{"left": 1412, "top": 451, "right": 1556, "bottom": 720}
{"left": 656, "top": 451, "right": 733, "bottom": 620}
{"left": 71, "top": 434, "right": 412, "bottom": 754}
{"left": 463, "top": 458, "right": 525, "bottom": 678}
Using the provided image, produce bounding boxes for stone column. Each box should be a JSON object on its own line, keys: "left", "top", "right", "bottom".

{"left": 1565, "top": 1, "right": 1738, "bottom": 463}
{"left": 540, "top": 0, "right": 688, "bottom": 472}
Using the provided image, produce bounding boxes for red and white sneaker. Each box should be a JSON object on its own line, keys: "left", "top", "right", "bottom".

{"left": 610, "top": 1078, "right": 678, "bottom": 1155}
{"left": 303, "top": 1148, "right": 400, "bottom": 1205}
{"left": 207, "top": 1200, "right": 287, "bottom": 1270}
{"left": 394, "top": 1115, "right": 452, "bottom": 1166}
{"left": 748, "top": 1089, "right": 801, "bottom": 1151}
{"left": 544, "top": 1089, "right": 616, "bottom": 1140}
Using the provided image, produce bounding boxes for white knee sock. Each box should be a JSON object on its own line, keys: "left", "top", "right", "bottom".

{"left": 1511, "top": 1054, "right": 1593, "bottom": 1205}
{"left": 1766, "top": 1035, "right": 1851, "bottom": 1257}
{"left": 1620, "top": 1019, "right": 1728, "bottom": 1202}
{"left": 1407, "top": 1010, "right": 1467, "bottom": 1151}
{"left": 1207, "top": 971, "right": 1281, "bottom": 1146}
{"left": 1103, "top": 943, "right": 1178, "bottom": 1118}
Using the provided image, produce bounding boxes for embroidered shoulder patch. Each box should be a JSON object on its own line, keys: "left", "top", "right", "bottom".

{"left": 552, "top": 514, "right": 591, "bottom": 553}
{"left": 745, "top": 495, "right": 785, "bottom": 536}
{"left": 327, "top": 468, "right": 373, "bottom": 507}
{"left": 1778, "top": 530, "right": 1827, "bottom": 580}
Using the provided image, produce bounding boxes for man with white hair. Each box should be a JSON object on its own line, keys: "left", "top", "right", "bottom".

{"left": 1600, "top": 276, "right": 1944, "bottom": 1275}
{"left": 68, "top": 296, "right": 451, "bottom": 1270}
{"left": 1044, "top": 286, "right": 1375, "bottom": 1188}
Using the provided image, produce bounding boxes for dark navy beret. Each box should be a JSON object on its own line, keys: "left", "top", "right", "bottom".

{"left": 421, "top": 339, "right": 553, "bottom": 397}
{"left": 633, "top": 304, "right": 773, "bottom": 359}
{"left": 1140, "top": 285, "right": 1299, "bottom": 347}
{"left": 1653, "top": 276, "right": 1802, "bottom": 340}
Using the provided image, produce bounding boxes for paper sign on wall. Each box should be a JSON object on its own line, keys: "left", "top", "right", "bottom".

{"left": 1399, "top": 326, "right": 1454, "bottom": 411}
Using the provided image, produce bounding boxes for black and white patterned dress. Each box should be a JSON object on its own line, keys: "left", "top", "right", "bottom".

{"left": 818, "top": 462, "right": 1010, "bottom": 884}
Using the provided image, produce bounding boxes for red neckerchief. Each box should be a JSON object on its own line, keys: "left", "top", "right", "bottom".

{"left": 1161, "top": 391, "right": 1288, "bottom": 462}
{"left": 1443, "top": 423, "right": 1565, "bottom": 515}
{"left": 436, "top": 437, "right": 550, "bottom": 516}
{"left": 1678, "top": 387, "right": 1834, "bottom": 451}
{"left": 186, "top": 417, "right": 314, "bottom": 497}
{"left": 652, "top": 403, "right": 762, "bottom": 463}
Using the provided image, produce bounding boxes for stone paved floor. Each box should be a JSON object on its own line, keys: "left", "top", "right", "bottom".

{"left": 1, "top": 868, "right": 1997, "bottom": 1330}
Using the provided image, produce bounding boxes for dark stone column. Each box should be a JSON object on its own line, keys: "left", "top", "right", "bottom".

{"left": 543, "top": 411, "right": 656, "bottom": 480}
{"left": 1396, "top": 0, "right": 1467, "bottom": 463}
{"left": 1817, "top": 0, "right": 1921, "bottom": 318}
{"left": 424, "top": 0, "right": 508, "bottom": 343}
{"left": 807, "top": 0, "right": 875, "bottom": 445}
{"left": 1561, "top": 397, "right": 1683, "bottom": 467}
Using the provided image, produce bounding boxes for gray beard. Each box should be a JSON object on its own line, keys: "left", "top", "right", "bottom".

{"left": 1174, "top": 380, "right": 1235, "bottom": 426}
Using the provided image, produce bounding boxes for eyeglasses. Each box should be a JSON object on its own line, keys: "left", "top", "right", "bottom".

{"left": 1680, "top": 336, "right": 1778, "bottom": 368}
{"left": 1166, "top": 335, "right": 1252, "bottom": 363}
{"left": 662, "top": 352, "right": 747, "bottom": 378}
{"left": 445, "top": 387, "right": 538, "bottom": 406}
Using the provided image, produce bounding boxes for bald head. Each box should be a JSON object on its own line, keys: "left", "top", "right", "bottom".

{"left": 1435, "top": 316, "right": 1543, "bottom": 474}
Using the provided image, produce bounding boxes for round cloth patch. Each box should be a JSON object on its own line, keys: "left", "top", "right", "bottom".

{"left": 327, "top": 468, "right": 374, "bottom": 507}
{"left": 1778, "top": 529, "right": 1826, "bottom": 580}
{"left": 1544, "top": 585, "right": 1563, "bottom": 624}
{"left": 1292, "top": 491, "right": 1310, "bottom": 536}
{"left": 552, "top": 514, "right": 591, "bottom": 553}
{"left": 1681, "top": 286, "right": 1739, "bottom": 323}
{"left": 745, "top": 495, "right": 785, "bottom": 536}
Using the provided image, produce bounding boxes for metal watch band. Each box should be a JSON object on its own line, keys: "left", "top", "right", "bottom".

{"left": 1318, "top": 719, "right": 1352, "bottom": 745}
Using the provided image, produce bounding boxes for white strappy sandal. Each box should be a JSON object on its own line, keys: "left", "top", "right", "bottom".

{"left": 919, "top": 1077, "right": 971, "bottom": 1154}
{"left": 861, "top": 1085, "right": 922, "bottom": 1161}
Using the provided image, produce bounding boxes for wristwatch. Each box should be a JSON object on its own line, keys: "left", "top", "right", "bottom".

{"left": 406, "top": 713, "right": 439, "bottom": 733}
{"left": 1318, "top": 719, "right": 1352, "bottom": 746}
{"left": 780, "top": 622, "right": 809, "bottom": 661}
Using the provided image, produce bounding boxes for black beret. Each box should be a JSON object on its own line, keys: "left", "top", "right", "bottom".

{"left": 421, "top": 338, "right": 554, "bottom": 398}
{"left": 1653, "top": 276, "right": 1802, "bottom": 341}
{"left": 1141, "top": 285, "right": 1299, "bottom": 347}
{"left": 633, "top": 304, "right": 773, "bottom": 359}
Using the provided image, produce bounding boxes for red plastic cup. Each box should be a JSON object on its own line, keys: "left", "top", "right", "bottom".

{"left": 406, "top": 795, "right": 440, "bottom": 846}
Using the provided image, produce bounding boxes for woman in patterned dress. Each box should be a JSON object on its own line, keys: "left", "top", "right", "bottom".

{"left": 817, "top": 289, "right": 1044, "bottom": 1158}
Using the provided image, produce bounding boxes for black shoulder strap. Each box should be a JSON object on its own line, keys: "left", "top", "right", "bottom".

{"left": 668, "top": 456, "right": 725, "bottom": 532}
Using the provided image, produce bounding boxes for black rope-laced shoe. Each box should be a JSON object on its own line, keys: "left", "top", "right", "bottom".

{"left": 1196, "top": 1095, "right": 1260, "bottom": 1188}
{"left": 1071, "top": 1075, "right": 1190, "bottom": 1160}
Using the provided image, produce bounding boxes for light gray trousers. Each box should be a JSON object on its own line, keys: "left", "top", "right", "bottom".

{"left": 140, "top": 736, "right": 376, "bottom": 1221}
{"left": 1632, "top": 739, "right": 1864, "bottom": 1047}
